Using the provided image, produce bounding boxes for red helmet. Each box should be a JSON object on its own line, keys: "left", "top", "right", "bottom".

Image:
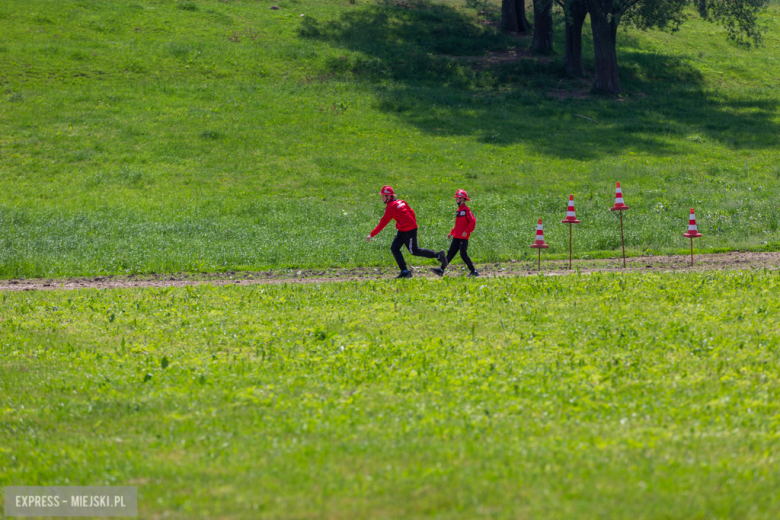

{"left": 380, "top": 185, "right": 395, "bottom": 196}
{"left": 454, "top": 189, "right": 470, "bottom": 201}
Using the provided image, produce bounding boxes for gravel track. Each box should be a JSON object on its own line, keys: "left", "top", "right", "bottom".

{"left": 1, "top": 251, "right": 778, "bottom": 292}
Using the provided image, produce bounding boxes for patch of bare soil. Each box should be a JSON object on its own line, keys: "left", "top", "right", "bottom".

{"left": 441, "top": 46, "right": 555, "bottom": 70}
{"left": 546, "top": 88, "right": 591, "bottom": 100}
{"left": 1, "top": 252, "right": 778, "bottom": 292}
{"left": 545, "top": 76, "right": 593, "bottom": 100}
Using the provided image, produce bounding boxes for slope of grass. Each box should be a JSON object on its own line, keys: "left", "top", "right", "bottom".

{"left": 1, "top": 0, "right": 779, "bottom": 277}
{"left": 1, "top": 271, "right": 779, "bottom": 518}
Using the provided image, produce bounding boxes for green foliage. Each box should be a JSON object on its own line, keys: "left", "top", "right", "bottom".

{"left": 620, "top": 0, "right": 690, "bottom": 32}
{"left": 590, "top": 0, "right": 769, "bottom": 40}
{"left": 705, "top": 0, "right": 770, "bottom": 46}
{"left": 1, "top": 271, "right": 780, "bottom": 517}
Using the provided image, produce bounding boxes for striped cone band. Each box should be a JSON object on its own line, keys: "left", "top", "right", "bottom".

{"left": 610, "top": 181, "right": 629, "bottom": 211}
{"left": 562, "top": 194, "right": 581, "bottom": 223}
{"left": 683, "top": 207, "right": 702, "bottom": 238}
{"left": 531, "top": 218, "right": 549, "bottom": 248}
{"left": 615, "top": 184, "right": 624, "bottom": 205}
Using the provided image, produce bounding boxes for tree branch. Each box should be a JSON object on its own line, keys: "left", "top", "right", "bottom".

{"left": 618, "top": 0, "right": 642, "bottom": 16}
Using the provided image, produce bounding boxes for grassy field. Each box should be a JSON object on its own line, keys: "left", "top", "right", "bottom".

{"left": 3, "top": 3, "right": 780, "bottom": 517}
{"left": 1, "top": 270, "right": 779, "bottom": 518}
{"left": 1, "top": 0, "right": 779, "bottom": 278}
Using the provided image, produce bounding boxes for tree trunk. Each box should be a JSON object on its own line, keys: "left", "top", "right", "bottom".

{"left": 501, "top": 0, "right": 532, "bottom": 33}
{"left": 563, "top": 0, "right": 587, "bottom": 76}
{"left": 590, "top": 11, "right": 619, "bottom": 93}
{"left": 520, "top": 0, "right": 532, "bottom": 32}
{"left": 501, "top": 0, "right": 520, "bottom": 32}
{"left": 531, "top": 0, "right": 554, "bottom": 53}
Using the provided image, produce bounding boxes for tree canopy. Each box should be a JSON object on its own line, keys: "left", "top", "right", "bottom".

{"left": 583, "top": 0, "right": 769, "bottom": 92}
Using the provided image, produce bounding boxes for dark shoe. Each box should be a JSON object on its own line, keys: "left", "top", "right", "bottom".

{"left": 468, "top": 270, "right": 480, "bottom": 277}
{"left": 430, "top": 267, "right": 444, "bottom": 277}
{"left": 395, "top": 270, "right": 412, "bottom": 279}
{"left": 437, "top": 250, "right": 449, "bottom": 269}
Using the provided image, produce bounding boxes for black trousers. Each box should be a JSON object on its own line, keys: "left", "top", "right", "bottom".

{"left": 446, "top": 238, "right": 475, "bottom": 272}
{"left": 390, "top": 228, "right": 438, "bottom": 271}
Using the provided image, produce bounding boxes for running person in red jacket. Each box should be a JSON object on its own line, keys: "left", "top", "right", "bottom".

{"left": 366, "top": 185, "right": 448, "bottom": 279}
{"left": 431, "top": 189, "right": 479, "bottom": 277}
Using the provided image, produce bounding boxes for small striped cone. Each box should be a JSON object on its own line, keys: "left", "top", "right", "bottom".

{"left": 530, "top": 218, "right": 549, "bottom": 249}
{"left": 683, "top": 208, "right": 703, "bottom": 238}
{"left": 561, "top": 194, "right": 581, "bottom": 224}
{"left": 610, "top": 182, "right": 630, "bottom": 211}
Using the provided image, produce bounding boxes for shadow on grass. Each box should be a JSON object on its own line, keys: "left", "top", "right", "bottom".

{"left": 300, "top": 0, "right": 779, "bottom": 159}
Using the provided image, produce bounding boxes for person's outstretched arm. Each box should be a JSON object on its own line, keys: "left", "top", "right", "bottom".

{"left": 368, "top": 203, "right": 394, "bottom": 240}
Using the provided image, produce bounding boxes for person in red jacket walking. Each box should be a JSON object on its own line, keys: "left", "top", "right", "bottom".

{"left": 431, "top": 189, "right": 478, "bottom": 277}
{"left": 366, "top": 185, "right": 448, "bottom": 278}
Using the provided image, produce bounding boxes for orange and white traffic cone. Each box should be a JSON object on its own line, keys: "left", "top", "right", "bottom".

{"left": 562, "top": 194, "right": 580, "bottom": 224}
{"left": 561, "top": 194, "right": 580, "bottom": 269}
{"left": 610, "top": 182, "right": 630, "bottom": 211}
{"left": 530, "top": 218, "right": 549, "bottom": 271}
{"left": 609, "top": 182, "right": 630, "bottom": 267}
{"left": 682, "top": 208, "right": 703, "bottom": 266}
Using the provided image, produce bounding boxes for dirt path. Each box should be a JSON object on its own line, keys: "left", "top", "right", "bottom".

{"left": 1, "top": 251, "right": 778, "bottom": 292}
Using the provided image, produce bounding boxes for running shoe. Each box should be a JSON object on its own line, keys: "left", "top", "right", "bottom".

{"left": 437, "top": 250, "right": 449, "bottom": 269}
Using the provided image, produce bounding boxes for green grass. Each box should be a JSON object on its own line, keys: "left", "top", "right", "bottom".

{"left": 1, "top": 0, "right": 780, "bottom": 277}
{"left": 1, "top": 270, "right": 779, "bottom": 518}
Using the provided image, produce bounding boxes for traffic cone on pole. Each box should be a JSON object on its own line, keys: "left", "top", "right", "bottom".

{"left": 530, "top": 218, "right": 549, "bottom": 271}
{"left": 609, "top": 182, "right": 630, "bottom": 268}
{"left": 682, "top": 208, "right": 703, "bottom": 266}
{"left": 561, "top": 194, "right": 580, "bottom": 270}
{"left": 610, "top": 182, "right": 629, "bottom": 211}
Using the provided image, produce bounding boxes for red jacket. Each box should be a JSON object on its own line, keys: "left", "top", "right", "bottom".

{"left": 451, "top": 204, "right": 476, "bottom": 239}
{"left": 370, "top": 199, "right": 418, "bottom": 237}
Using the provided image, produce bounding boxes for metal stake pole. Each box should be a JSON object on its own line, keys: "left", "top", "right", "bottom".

{"left": 538, "top": 248, "right": 541, "bottom": 271}
{"left": 569, "top": 223, "right": 573, "bottom": 270}
{"left": 620, "top": 211, "right": 626, "bottom": 268}
{"left": 690, "top": 237, "right": 694, "bottom": 266}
